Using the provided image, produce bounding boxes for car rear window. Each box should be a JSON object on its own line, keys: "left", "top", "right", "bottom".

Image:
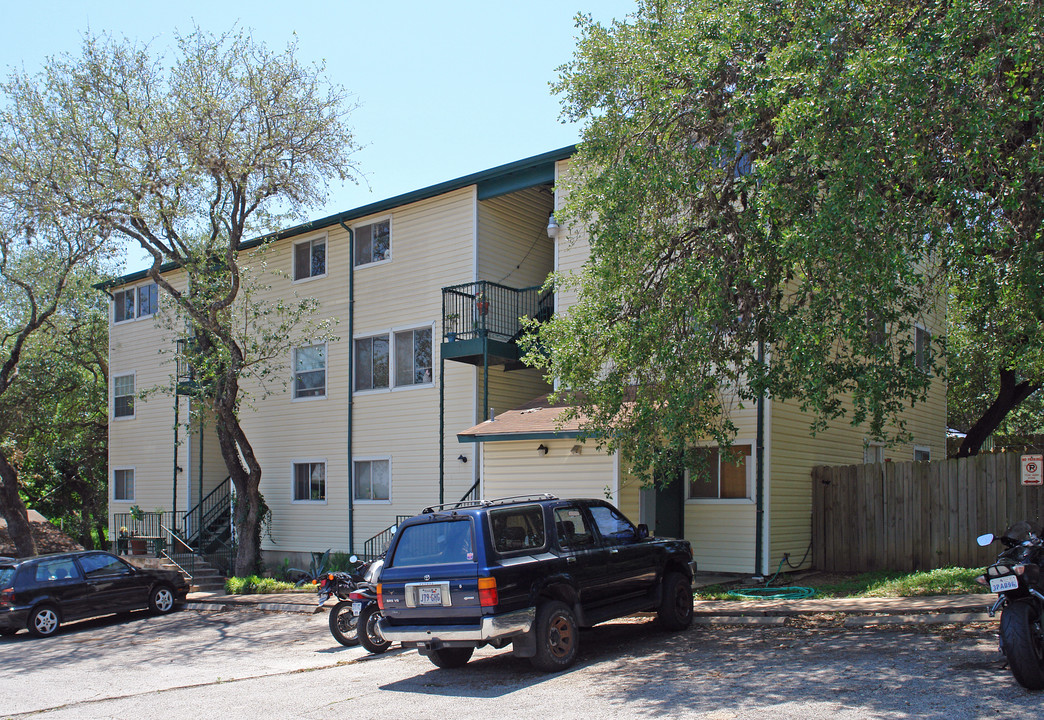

{"left": 489, "top": 505, "right": 546, "bottom": 554}
{"left": 391, "top": 520, "right": 474, "bottom": 567}
{"left": 0, "top": 566, "right": 13, "bottom": 587}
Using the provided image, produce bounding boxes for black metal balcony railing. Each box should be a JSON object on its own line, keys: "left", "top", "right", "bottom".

{"left": 441, "top": 280, "right": 553, "bottom": 344}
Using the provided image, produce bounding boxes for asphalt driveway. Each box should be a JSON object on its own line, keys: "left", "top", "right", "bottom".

{"left": 0, "top": 606, "right": 1037, "bottom": 719}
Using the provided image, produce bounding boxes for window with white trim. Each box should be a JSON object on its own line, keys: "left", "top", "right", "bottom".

{"left": 354, "top": 459, "right": 390, "bottom": 502}
{"left": 293, "top": 344, "right": 327, "bottom": 399}
{"left": 354, "top": 219, "right": 390, "bottom": 267}
{"left": 354, "top": 335, "right": 390, "bottom": 391}
{"left": 293, "top": 461, "right": 326, "bottom": 502}
{"left": 687, "top": 445, "right": 752, "bottom": 500}
{"left": 113, "top": 374, "right": 135, "bottom": 418}
{"left": 113, "top": 283, "right": 158, "bottom": 323}
{"left": 915, "top": 325, "right": 931, "bottom": 371}
{"left": 914, "top": 446, "right": 931, "bottom": 462}
{"left": 293, "top": 236, "right": 327, "bottom": 281}
{"left": 113, "top": 468, "right": 135, "bottom": 501}
{"left": 394, "top": 328, "right": 432, "bottom": 386}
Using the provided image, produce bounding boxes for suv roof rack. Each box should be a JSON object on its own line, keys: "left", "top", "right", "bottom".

{"left": 421, "top": 493, "right": 559, "bottom": 514}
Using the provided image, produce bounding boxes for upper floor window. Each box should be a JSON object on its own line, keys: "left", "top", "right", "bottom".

{"left": 687, "top": 444, "right": 752, "bottom": 500}
{"left": 915, "top": 325, "right": 931, "bottom": 371}
{"left": 114, "top": 283, "right": 158, "bottom": 323}
{"left": 113, "top": 468, "right": 134, "bottom": 501}
{"left": 293, "top": 461, "right": 326, "bottom": 502}
{"left": 294, "top": 236, "right": 327, "bottom": 281}
{"left": 293, "top": 344, "right": 327, "bottom": 399}
{"left": 113, "top": 374, "right": 135, "bottom": 418}
{"left": 354, "top": 335, "right": 390, "bottom": 391}
{"left": 394, "top": 328, "right": 432, "bottom": 386}
{"left": 354, "top": 219, "right": 390, "bottom": 267}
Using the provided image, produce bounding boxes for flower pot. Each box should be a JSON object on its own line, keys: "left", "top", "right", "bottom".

{"left": 476, "top": 301, "right": 489, "bottom": 316}
{"left": 129, "top": 538, "right": 147, "bottom": 556}
{"left": 447, "top": 331, "right": 458, "bottom": 342}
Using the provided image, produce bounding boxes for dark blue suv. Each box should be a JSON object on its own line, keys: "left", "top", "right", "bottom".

{"left": 377, "top": 495, "right": 696, "bottom": 672}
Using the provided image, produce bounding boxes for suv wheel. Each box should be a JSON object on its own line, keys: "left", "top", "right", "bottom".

{"left": 28, "top": 605, "right": 61, "bottom": 638}
{"left": 658, "top": 572, "right": 694, "bottom": 630}
{"left": 428, "top": 647, "right": 474, "bottom": 668}
{"left": 530, "top": 600, "right": 578, "bottom": 672}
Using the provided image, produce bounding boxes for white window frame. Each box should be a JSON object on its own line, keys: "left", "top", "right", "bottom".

{"left": 913, "top": 445, "right": 931, "bottom": 462}
{"left": 915, "top": 323, "right": 931, "bottom": 371}
{"left": 353, "top": 456, "right": 392, "bottom": 504}
{"left": 292, "top": 233, "right": 328, "bottom": 283}
{"left": 113, "top": 282, "right": 159, "bottom": 324}
{"left": 352, "top": 217, "right": 392, "bottom": 268}
{"left": 291, "top": 459, "right": 328, "bottom": 504}
{"left": 864, "top": 441, "right": 886, "bottom": 464}
{"left": 292, "top": 342, "right": 328, "bottom": 401}
{"left": 354, "top": 323, "right": 435, "bottom": 395}
{"left": 112, "top": 467, "right": 135, "bottom": 502}
{"left": 112, "top": 372, "right": 136, "bottom": 420}
{"left": 684, "top": 440, "right": 756, "bottom": 505}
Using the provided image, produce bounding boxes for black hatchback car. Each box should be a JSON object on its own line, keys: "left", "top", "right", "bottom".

{"left": 0, "top": 551, "right": 189, "bottom": 637}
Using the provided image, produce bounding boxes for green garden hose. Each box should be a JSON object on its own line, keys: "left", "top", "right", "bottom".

{"left": 727, "top": 556, "right": 816, "bottom": 600}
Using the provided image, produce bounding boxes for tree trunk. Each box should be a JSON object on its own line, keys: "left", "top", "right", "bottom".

{"left": 213, "top": 400, "right": 265, "bottom": 577}
{"left": 956, "top": 367, "right": 1039, "bottom": 458}
{"left": 0, "top": 451, "right": 37, "bottom": 557}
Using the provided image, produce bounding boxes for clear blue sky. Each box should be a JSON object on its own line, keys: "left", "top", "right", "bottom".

{"left": 0, "top": 0, "right": 636, "bottom": 272}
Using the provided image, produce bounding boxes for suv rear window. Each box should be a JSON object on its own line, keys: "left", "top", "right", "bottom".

{"left": 391, "top": 520, "right": 474, "bottom": 567}
{"left": 489, "top": 505, "right": 545, "bottom": 554}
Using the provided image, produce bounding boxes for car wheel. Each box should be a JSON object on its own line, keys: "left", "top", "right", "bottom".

{"left": 149, "top": 585, "right": 177, "bottom": 614}
{"left": 529, "top": 600, "right": 579, "bottom": 673}
{"left": 358, "top": 604, "right": 391, "bottom": 654}
{"left": 328, "top": 601, "right": 361, "bottom": 647}
{"left": 27, "top": 605, "right": 61, "bottom": 638}
{"left": 658, "top": 571, "right": 694, "bottom": 630}
{"left": 427, "top": 647, "right": 474, "bottom": 669}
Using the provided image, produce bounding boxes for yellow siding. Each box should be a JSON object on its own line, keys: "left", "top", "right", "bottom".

{"left": 553, "top": 159, "right": 591, "bottom": 313}
{"left": 477, "top": 187, "right": 554, "bottom": 289}
{"left": 482, "top": 439, "right": 615, "bottom": 500}
{"left": 482, "top": 367, "right": 551, "bottom": 423}
{"left": 108, "top": 271, "right": 187, "bottom": 525}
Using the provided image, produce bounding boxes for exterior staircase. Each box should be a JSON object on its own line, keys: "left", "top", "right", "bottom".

{"left": 163, "top": 553, "right": 227, "bottom": 593}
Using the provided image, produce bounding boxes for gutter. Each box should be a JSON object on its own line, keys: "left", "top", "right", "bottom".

{"left": 339, "top": 221, "right": 355, "bottom": 554}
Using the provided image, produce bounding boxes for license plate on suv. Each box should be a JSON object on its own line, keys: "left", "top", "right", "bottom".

{"left": 990, "top": 575, "right": 1019, "bottom": 593}
{"left": 405, "top": 581, "right": 452, "bottom": 608}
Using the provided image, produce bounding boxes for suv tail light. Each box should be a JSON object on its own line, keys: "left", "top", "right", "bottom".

{"left": 0, "top": 588, "right": 13, "bottom": 607}
{"left": 478, "top": 577, "right": 498, "bottom": 607}
{"left": 376, "top": 583, "right": 384, "bottom": 610}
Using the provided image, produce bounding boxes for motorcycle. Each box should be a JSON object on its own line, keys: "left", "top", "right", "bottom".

{"left": 977, "top": 520, "right": 1044, "bottom": 690}
{"left": 298, "top": 549, "right": 392, "bottom": 652}
{"left": 349, "top": 556, "right": 391, "bottom": 655}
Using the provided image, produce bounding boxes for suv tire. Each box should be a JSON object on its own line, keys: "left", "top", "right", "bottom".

{"left": 658, "top": 571, "right": 694, "bottom": 630}
{"left": 428, "top": 647, "right": 474, "bottom": 668}
{"left": 530, "top": 600, "right": 579, "bottom": 672}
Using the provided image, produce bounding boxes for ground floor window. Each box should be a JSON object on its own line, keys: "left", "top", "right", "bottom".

{"left": 354, "top": 458, "right": 390, "bottom": 502}
{"left": 687, "top": 444, "right": 752, "bottom": 500}
{"left": 293, "top": 461, "right": 326, "bottom": 502}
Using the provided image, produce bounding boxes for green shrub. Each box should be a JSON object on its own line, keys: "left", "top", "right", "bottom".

{"left": 225, "top": 575, "right": 299, "bottom": 594}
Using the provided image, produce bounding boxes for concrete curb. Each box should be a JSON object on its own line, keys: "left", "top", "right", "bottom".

{"left": 185, "top": 599, "right": 322, "bottom": 614}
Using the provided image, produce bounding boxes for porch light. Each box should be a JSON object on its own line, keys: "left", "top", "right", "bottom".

{"left": 458, "top": 454, "right": 468, "bottom": 464}
{"left": 537, "top": 444, "right": 549, "bottom": 455}
{"left": 546, "top": 213, "right": 559, "bottom": 239}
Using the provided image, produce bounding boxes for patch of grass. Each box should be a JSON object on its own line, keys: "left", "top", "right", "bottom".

{"left": 225, "top": 575, "right": 300, "bottom": 594}
{"left": 695, "top": 567, "right": 989, "bottom": 600}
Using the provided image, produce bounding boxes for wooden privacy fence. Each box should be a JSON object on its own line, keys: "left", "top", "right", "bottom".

{"left": 812, "top": 453, "right": 1044, "bottom": 572}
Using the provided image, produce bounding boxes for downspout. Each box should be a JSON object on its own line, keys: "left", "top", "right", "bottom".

{"left": 754, "top": 338, "right": 766, "bottom": 578}
{"left": 339, "top": 221, "right": 356, "bottom": 554}
{"left": 172, "top": 396, "right": 179, "bottom": 521}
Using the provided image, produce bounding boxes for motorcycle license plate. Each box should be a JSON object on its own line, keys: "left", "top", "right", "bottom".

{"left": 351, "top": 602, "right": 362, "bottom": 614}
{"left": 990, "top": 575, "right": 1019, "bottom": 593}
{"left": 418, "top": 585, "right": 443, "bottom": 606}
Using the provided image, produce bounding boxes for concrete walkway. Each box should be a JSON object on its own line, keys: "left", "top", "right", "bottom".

{"left": 185, "top": 589, "right": 999, "bottom": 625}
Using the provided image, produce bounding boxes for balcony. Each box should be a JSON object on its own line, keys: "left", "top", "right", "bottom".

{"left": 441, "top": 280, "right": 552, "bottom": 370}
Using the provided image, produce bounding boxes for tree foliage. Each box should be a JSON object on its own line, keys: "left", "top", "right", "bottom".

{"left": 532, "top": 0, "right": 1042, "bottom": 482}
{"left": 0, "top": 28, "right": 360, "bottom": 572}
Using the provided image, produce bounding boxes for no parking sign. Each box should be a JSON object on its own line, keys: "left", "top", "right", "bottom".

{"left": 1022, "top": 454, "right": 1043, "bottom": 486}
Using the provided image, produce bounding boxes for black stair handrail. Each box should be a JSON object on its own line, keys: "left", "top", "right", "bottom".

{"left": 179, "top": 477, "right": 231, "bottom": 541}
{"left": 361, "top": 515, "right": 412, "bottom": 561}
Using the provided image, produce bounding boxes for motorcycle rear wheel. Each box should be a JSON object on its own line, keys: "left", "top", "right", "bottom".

{"left": 329, "top": 601, "right": 361, "bottom": 647}
{"left": 1001, "top": 600, "right": 1044, "bottom": 690}
{"left": 358, "top": 603, "right": 391, "bottom": 654}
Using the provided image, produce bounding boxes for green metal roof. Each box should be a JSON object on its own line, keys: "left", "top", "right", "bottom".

{"left": 101, "top": 145, "right": 575, "bottom": 290}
